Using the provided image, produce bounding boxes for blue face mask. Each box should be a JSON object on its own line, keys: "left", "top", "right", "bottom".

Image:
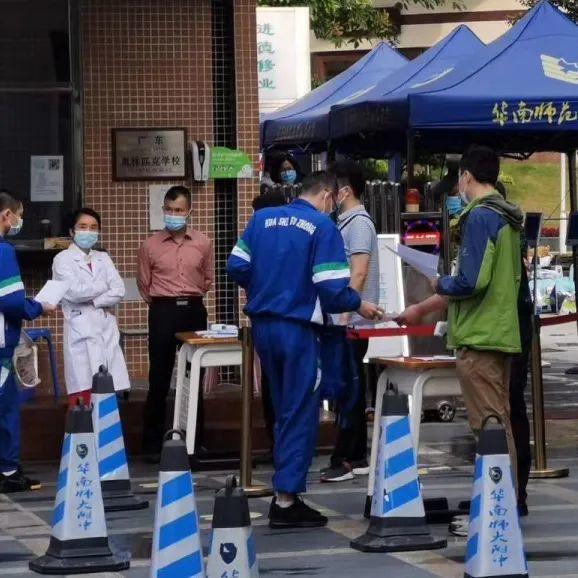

{"left": 280, "top": 169, "right": 297, "bottom": 184}
{"left": 164, "top": 214, "right": 188, "bottom": 231}
{"left": 446, "top": 196, "right": 464, "bottom": 217}
{"left": 75, "top": 231, "right": 99, "bottom": 250}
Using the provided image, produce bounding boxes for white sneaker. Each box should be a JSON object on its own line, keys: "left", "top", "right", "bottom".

{"left": 449, "top": 514, "right": 469, "bottom": 537}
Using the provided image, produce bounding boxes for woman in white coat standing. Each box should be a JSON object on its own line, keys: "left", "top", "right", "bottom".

{"left": 53, "top": 208, "right": 130, "bottom": 406}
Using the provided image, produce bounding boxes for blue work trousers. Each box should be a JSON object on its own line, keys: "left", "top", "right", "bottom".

{"left": 252, "top": 317, "right": 322, "bottom": 494}
{"left": 0, "top": 360, "right": 20, "bottom": 474}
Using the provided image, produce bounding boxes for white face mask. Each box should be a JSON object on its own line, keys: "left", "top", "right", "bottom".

{"left": 458, "top": 172, "right": 469, "bottom": 205}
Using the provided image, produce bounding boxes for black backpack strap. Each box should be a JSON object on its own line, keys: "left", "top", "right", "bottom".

{"left": 337, "top": 212, "right": 375, "bottom": 232}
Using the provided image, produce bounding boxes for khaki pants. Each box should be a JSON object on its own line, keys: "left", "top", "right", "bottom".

{"left": 456, "top": 348, "right": 518, "bottom": 491}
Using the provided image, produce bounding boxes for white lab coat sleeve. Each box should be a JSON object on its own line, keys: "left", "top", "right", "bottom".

{"left": 93, "top": 255, "right": 126, "bottom": 309}
{"left": 53, "top": 253, "right": 108, "bottom": 303}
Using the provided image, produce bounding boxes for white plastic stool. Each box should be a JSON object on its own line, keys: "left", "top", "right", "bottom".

{"left": 172, "top": 333, "right": 242, "bottom": 455}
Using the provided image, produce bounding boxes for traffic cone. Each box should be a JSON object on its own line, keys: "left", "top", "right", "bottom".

{"left": 29, "top": 402, "right": 130, "bottom": 574}
{"left": 206, "top": 475, "right": 258, "bottom": 578}
{"left": 91, "top": 366, "right": 148, "bottom": 512}
{"left": 351, "top": 391, "right": 446, "bottom": 553}
{"left": 150, "top": 429, "right": 204, "bottom": 578}
{"left": 464, "top": 419, "right": 528, "bottom": 578}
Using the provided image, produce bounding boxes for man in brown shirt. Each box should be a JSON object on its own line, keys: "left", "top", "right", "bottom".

{"left": 138, "top": 186, "right": 214, "bottom": 460}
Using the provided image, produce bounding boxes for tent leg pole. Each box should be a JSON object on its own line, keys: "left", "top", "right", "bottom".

{"left": 327, "top": 140, "right": 336, "bottom": 163}
{"left": 407, "top": 132, "right": 415, "bottom": 189}
{"left": 565, "top": 150, "right": 578, "bottom": 376}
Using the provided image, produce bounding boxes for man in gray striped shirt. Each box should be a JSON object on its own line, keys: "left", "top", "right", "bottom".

{"left": 321, "top": 160, "right": 380, "bottom": 483}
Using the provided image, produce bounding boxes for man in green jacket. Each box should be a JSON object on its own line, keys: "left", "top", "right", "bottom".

{"left": 398, "top": 145, "right": 523, "bottom": 489}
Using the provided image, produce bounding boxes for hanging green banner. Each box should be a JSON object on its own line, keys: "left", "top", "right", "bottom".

{"left": 209, "top": 147, "right": 253, "bottom": 179}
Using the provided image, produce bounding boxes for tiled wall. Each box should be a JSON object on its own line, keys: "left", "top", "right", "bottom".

{"left": 24, "top": 0, "right": 259, "bottom": 383}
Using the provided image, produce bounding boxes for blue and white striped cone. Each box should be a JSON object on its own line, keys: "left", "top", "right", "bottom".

{"left": 351, "top": 391, "right": 446, "bottom": 553}
{"left": 29, "top": 402, "right": 130, "bottom": 574}
{"left": 206, "top": 476, "right": 259, "bottom": 578}
{"left": 150, "top": 429, "right": 205, "bottom": 578}
{"left": 92, "top": 366, "right": 148, "bottom": 512}
{"left": 464, "top": 419, "right": 528, "bottom": 578}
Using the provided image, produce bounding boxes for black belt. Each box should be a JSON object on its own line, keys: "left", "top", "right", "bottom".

{"left": 150, "top": 296, "right": 203, "bottom": 305}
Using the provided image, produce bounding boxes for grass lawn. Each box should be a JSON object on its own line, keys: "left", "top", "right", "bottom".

{"left": 500, "top": 161, "right": 563, "bottom": 219}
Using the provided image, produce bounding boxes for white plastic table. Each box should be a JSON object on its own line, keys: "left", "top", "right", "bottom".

{"left": 172, "top": 332, "right": 242, "bottom": 455}
{"left": 367, "top": 356, "right": 461, "bottom": 501}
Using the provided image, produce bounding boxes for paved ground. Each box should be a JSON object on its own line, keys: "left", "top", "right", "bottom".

{"left": 2, "top": 322, "right": 578, "bottom": 577}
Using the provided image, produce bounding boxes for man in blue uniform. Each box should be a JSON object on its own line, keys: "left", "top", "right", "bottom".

{"left": 0, "top": 191, "right": 54, "bottom": 492}
{"left": 227, "top": 172, "right": 382, "bottom": 528}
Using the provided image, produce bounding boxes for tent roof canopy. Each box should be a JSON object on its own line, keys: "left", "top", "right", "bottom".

{"left": 329, "top": 25, "right": 484, "bottom": 151}
{"left": 260, "top": 42, "right": 406, "bottom": 149}
{"left": 409, "top": 1, "right": 578, "bottom": 153}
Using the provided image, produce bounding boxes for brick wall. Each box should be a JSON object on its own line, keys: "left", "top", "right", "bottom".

{"left": 24, "top": 0, "right": 259, "bottom": 384}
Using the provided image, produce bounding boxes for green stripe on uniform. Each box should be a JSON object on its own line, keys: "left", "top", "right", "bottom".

{"left": 312, "top": 262, "right": 349, "bottom": 274}
{"left": 0, "top": 275, "right": 21, "bottom": 290}
{"left": 0, "top": 278, "right": 24, "bottom": 298}
{"left": 237, "top": 239, "right": 251, "bottom": 255}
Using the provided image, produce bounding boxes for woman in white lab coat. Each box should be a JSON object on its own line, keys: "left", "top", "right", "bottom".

{"left": 53, "top": 208, "right": 130, "bottom": 405}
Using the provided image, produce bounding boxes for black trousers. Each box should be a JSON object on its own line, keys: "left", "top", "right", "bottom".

{"left": 331, "top": 339, "right": 369, "bottom": 466}
{"left": 143, "top": 297, "right": 207, "bottom": 454}
{"left": 510, "top": 310, "right": 533, "bottom": 503}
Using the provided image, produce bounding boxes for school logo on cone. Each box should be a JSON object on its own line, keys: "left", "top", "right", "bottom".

{"left": 206, "top": 476, "right": 259, "bottom": 578}
{"left": 464, "top": 418, "right": 528, "bottom": 578}
{"left": 29, "top": 402, "right": 129, "bottom": 574}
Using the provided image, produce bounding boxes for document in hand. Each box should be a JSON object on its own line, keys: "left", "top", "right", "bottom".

{"left": 34, "top": 280, "right": 70, "bottom": 306}
{"left": 386, "top": 244, "right": 439, "bottom": 279}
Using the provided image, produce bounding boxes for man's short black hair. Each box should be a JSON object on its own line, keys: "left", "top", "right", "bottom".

{"left": 330, "top": 159, "right": 365, "bottom": 199}
{"left": 252, "top": 191, "right": 287, "bottom": 212}
{"left": 69, "top": 208, "right": 102, "bottom": 230}
{"left": 300, "top": 171, "right": 337, "bottom": 197}
{"left": 460, "top": 145, "right": 500, "bottom": 186}
{"left": 0, "top": 190, "right": 21, "bottom": 213}
{"left": 164, "top": 185, "right": 192, "bottom": 207}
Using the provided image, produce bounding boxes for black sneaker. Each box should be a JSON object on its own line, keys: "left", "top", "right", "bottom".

{"left": 0, "top": 469, "right": 42, "bottom": 493}
{"left": 517, "top": 500, "right": 529, "bottom": 517}
{"left": 449, "top": 514, "right": 469, "bottom": 537}
{"left": 320, "top": 462, "right": 354, "bottom": 483}
{"left": 269, "top": 497, "right": 328, "bottom": 529}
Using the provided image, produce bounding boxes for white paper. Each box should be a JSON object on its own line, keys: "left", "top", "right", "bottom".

{"left": 149, "top": 185, "right": 172, "bottom": 231}
{"left": 35, "top": 280, "right": 70, "bottom": 306}
{"left": 31, "top": 156, "right": 64, "bottom": 202}
{"left": 386, "top": 244, "right": 439, "bottom": 279}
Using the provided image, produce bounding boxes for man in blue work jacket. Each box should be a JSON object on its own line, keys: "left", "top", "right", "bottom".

{"left": 0, "top": 191, "right": 55, "bottom": 492}
{"left": 227, "top": 171, "right": 382, "bottom": 529}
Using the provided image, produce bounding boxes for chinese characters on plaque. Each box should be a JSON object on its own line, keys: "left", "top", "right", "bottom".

{"left": 112, "top": 128, "right": 186, "bottom": 180}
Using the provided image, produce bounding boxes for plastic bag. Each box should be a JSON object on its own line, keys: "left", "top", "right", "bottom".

{"left": 12, "top": 331, "right": 40, "bottom": 388}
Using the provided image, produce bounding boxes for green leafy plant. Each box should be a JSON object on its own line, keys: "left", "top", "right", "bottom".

{"left": 519, "top": 0, "right": 578, "bottom": 22}
{"left": 258, "top": 0, "right": 462, "bottom": 48}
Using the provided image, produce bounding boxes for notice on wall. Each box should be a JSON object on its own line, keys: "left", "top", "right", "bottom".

{"left": 149, "top": 184, "right": 172, "bottom": 231}
{"left": 30, "top": 156, "right": 64, "bottom": 202}
{"left": 209, "top": 147, "right": 253, "bottom": 179}
{"left": 256, "top": 7, "right": 311, "bottom": 113}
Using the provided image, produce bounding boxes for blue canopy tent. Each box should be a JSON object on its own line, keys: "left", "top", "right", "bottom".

{"left": 260, "top": 42, "right": 407, "bottom": 151}
{"left": 408, "top": 1, "right": 578, "bottom": 154}
{"left": 329, "top": 25, "right": 484, "bottom": 155}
